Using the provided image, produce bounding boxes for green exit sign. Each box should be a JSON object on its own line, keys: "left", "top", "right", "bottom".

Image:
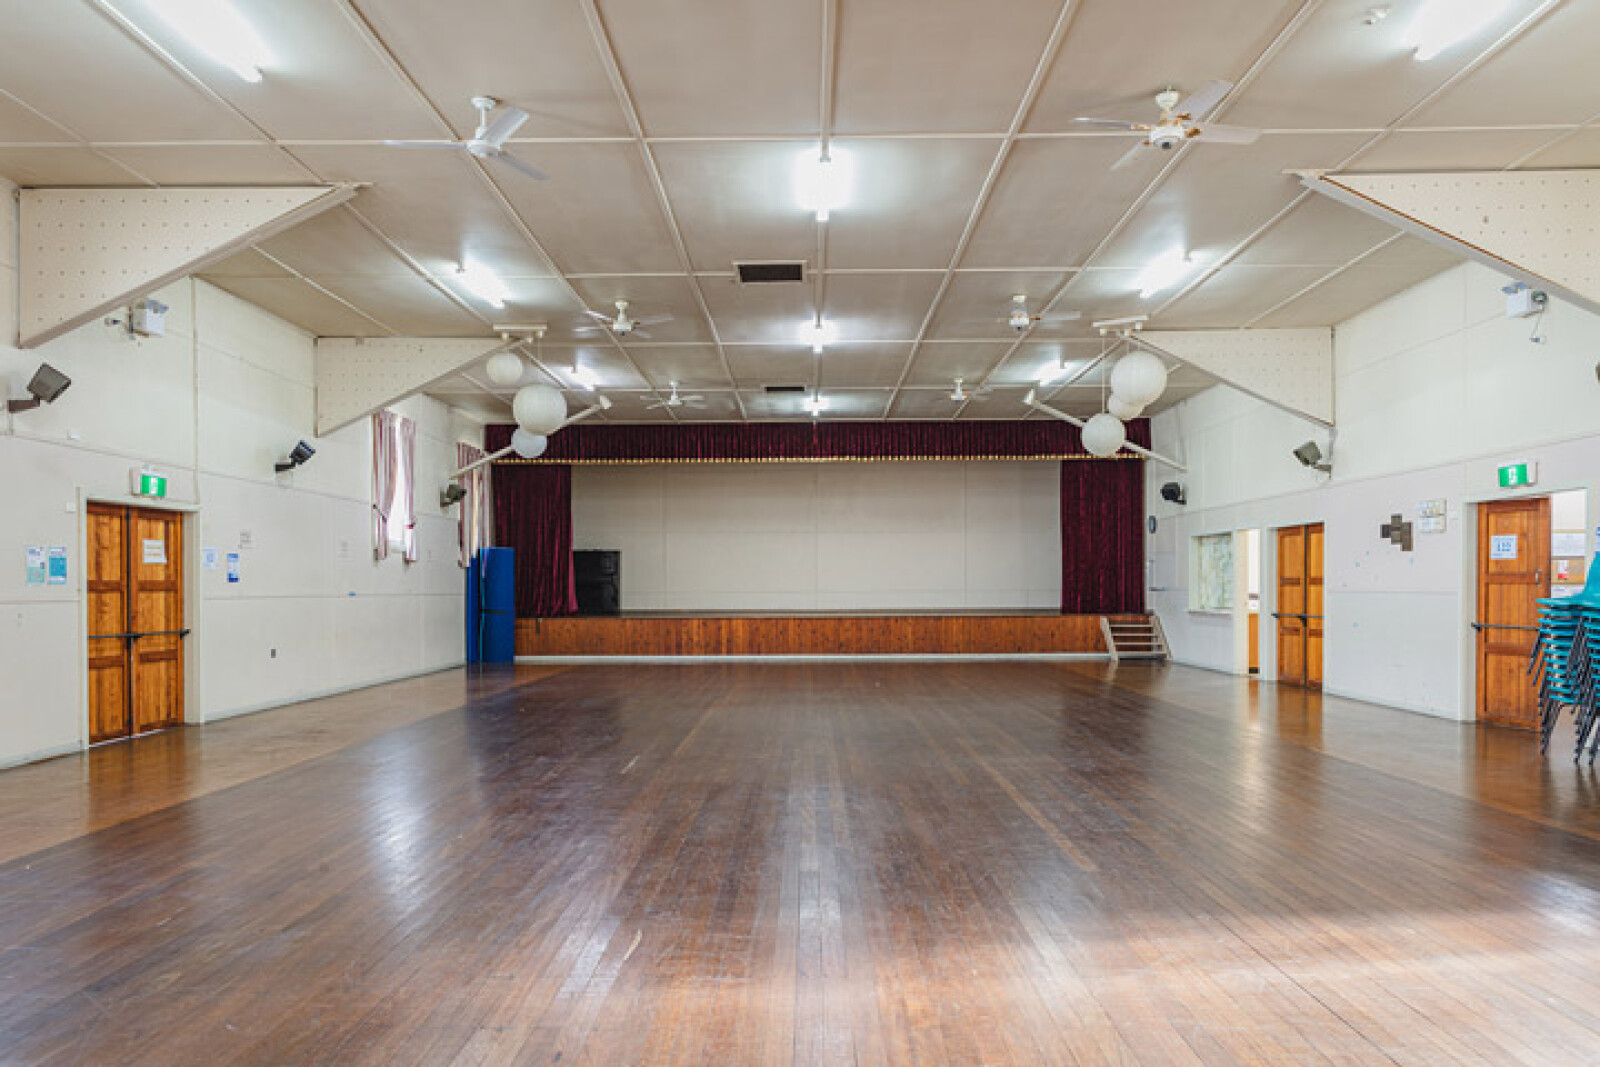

{"left": 131, "top": 468, "right": 167, "bottom": 498}
{"left": 1497, "top": 461, "right": 1537, "bottom": 488}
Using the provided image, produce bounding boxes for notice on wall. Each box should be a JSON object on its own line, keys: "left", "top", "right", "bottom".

{"left": 1553, "top": 531, "right": 1587, "bottom": 558}
{"left": 1556, "top": 558, "right": 1586, "bottom": 584}
{"left": 142, "top": 538, "right": 167, "bottom": 566}
{"left": 201, "top": 547, "right": 219, "bottom": 570}
{"left": 226, "top": 552, "right": 241, "bottom": 584}
{"left": 1490, "top": 534, "right": 1519, "bottom": 560}
{"left": 25, "top": 546, "right": 45, "bottom": 586}
{"left": 47, "top": 546, "right": 67, "bottom": 585}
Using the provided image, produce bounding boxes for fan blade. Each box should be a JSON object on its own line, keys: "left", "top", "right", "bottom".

{"left": 1073, "top": 117, "right": 1148, "bottom": 131}
{"left": 1194, "top": 123, "right": 1260, "bottom": 145}
{"left": 633, "top": 314, "right": 675, "bottom": 327}
{"left": 491, "top": 151, "right": 550, "bottom": 181}
{"left": 582, "top": 309, "right": 613, "bottom": 322}
{"left": 383, "top": 140, "right": 466, "bottom": 150}
{"left": 1110, "top": 142, "right": 1150, "bottom": 171}
{"left": 481, "top": 106, "right": 530, "bottom": 147}
{"left": 1176, "top": 79, "right": 1231, "bottom": 122}
{"left": 626, "top": 328, "right": 653, "bottom": 340}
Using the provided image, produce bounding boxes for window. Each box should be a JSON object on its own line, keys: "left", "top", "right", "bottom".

{"left": 372, "top": 410, "right": 418, "bottom": 562}
{"left": 1191, "top": 533, "right": 1234, "bottom": 612}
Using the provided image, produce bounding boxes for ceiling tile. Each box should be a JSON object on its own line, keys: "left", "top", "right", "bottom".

{"left": 96, "top": 144, "right": 315, "bottom": 185}
{"left": 1515, "top": 127, "right": 1600, "bottom": 169}
{"left": 1253, "top": 238, "right": 1460, "bottom": 326}
{"left": 624, "top": 345, "right": 730, "bottom": 390}
{"left": 819, "top": 344, "right": 917, "bottom": 389}
{"left": 926, "top": 271, "right": 1075, "bottom": 340}
{"left": 821, "top": 273, "right": 944, "bottom": 342}
{"left": 1160, "top": 264, "right": 1341, "bottom": 327}
{"left": 1234, "top": 195, "right": 1401, "bottom": 266}
{"left": 700, "top": 275, "right": 818, "bottom": 344}
{"left": 204, "top": 276, "right": 395, "bottom": 336}
{"left": 565, "top": 275, "right": 713, "bottom": 344}
{"left": 901, "top": 342, "right": 1015, "bottom": 387}
{"left": 654, "top": 140, "right": 817, "bottom": 272}
{"left": 253, "top": 209, "right": 417, "bottom": 277}
{"left": 1347, "top": 128, "right": 1561, "bottom": 172}
{"left": 825, "top": 138, "right": 999, "bottom": 269}
{"left": 316, "top": 275, "right": 487, "bottom": 335}
{"left": 200, "top": 250, "right": 295, "bottom": 280}
{"left": 0, "top": 91, "right": 74, "bottom": 142}
{"left": 0, "top": 147, "right": 146, "bottom": 186}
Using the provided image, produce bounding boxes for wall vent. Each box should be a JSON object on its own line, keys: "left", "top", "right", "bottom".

{"left": 735, "top": 261, "right": 806, "bottom": 285}
{"left": 764, "top": 384, "right": 807, "bottom": 394}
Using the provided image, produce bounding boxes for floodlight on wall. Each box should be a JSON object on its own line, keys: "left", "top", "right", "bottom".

{"left": 6, "top": 363, "right": 72, "bottom": 413}
{"left": 440, "top": 483, "right": 467, "bottom": 508}
{"left": 275, "top": 440, "right": 316, "bottom": 473}
{"left": 1293, "top": 440, "right": 1332, "bottom": 473}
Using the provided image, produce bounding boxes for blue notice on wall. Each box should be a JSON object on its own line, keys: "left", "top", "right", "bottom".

{"left": 226, "top": 552, "right": 241, "bottom": 584}
{"left": 46, "top": 547, "right": 67, "bottom": 586}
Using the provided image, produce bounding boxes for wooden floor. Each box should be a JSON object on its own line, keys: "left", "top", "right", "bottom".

{"left": 4, "top": 664, "right": 1600, "bottom": 1065}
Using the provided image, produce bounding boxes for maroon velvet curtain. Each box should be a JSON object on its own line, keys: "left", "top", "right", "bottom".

{"left": 1060, "top": 458, "right": 1145, "bottom": 614}
{"left": 487, "top": 419, "right": 1150, "bottom": 463}
{"left": 491, "top": 463, "right": 577, "bottom": 618}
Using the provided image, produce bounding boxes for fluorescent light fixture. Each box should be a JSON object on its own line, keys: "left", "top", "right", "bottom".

{"left": 804, "top": 395, "right": 830, "bottom": 417}
{"left": 570, "top": 365, "right": 601, "bottom": 391}
{"left": 802, "top": 319, "right": 838, "bottom": 354}
{"left": 144, "top": 0, "right": 271, "bottom": 83}
{"left": 1038, "top": 355, "right": 1073, "bottom": 386}
{"left": 456, "top": 261, "right": 510, "bottom": 309}
{"left": 1134, "top": 249, "right": 1197, "bottom": 299}
{"left": 1405, "top": 0, "right": 1513, "bottom": 61}
{"left": 794, "top": 147, "right": 854, "bottom": 222}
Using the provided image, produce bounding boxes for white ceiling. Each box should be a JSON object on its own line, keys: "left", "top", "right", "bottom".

{"left": 2, "top": 0, "right": 1594, "bottom": 423}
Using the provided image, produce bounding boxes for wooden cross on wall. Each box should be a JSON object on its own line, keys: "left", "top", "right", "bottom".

{"left": 1380, "top": 513, "right": 1414, "bottom": 552}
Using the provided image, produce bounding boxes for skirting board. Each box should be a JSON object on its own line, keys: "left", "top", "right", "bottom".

{"left": 0, "top": 741, "right": 83, "bottom": 772}
{"left": 198, "top": 661, "right": 467, "bottom": 724}
{"left": 516, "top": 653, "right": 1111, "bottom": 664}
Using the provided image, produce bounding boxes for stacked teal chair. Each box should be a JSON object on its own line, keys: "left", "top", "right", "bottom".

{"left": 1531, "top": 558, "right": 1600, "bottom": 762}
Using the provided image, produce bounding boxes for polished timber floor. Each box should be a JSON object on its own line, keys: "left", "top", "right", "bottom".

{"left": 5, "top": 663, "right": 1600, "bottom": 1065}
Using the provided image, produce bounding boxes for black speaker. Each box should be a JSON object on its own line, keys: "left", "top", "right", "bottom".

{"left": 1160, "top": 482, "right": 1186, "bottom": 505}
{"left": 574, "top": 551, "right": 621, "bottom": 615}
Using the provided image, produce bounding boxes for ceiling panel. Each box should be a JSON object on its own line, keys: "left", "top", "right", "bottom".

{"left": 725, "top": 343, "right": 913, "bottom": 390}
{"left": 1026, "top": 0, "right": 1306, "bottom": 133}
{"left": 820, "top": 273, "right": 944, "bottom": 342}
{"left": 420, "top": 388, "right": 509, "bottom": 422}
{"left": 1234, "top": 195, "right": 1402, "bottom": 266}
{"left": 289, "top": 145, "right": 560, "bottom": 280}
{"left": 348, "top": 0, "right": 630, "bottom": 139}
{"left": 748, "top": 389, "right": 890, "bottom": 421}
{"left": 1253, "top": 237, "right": 1460, "bottom": 326}
{"left": 251, "top": 209, "right": 416, "bottom": 277}
{"left": 565, "top": 275, "right": 713, "bottom": 344}
{"left": 954, "top": 390, "right": 1033, "bottom": 420}
{"left": 545, "top": 345, "right": 653, "bottom": 393}
{"left": 726, "top": 346, "right": 818, "bottom": 389}
{"left": 0, "top": 2, "right": 260, "bottom": 141}
{"left": 819, "top": 344, "right": 918, "bottom": 389}
{"left": 1050, "top": 266, "right": 1148, "bottom": 324}
{"left": 926, "top": 270, "right": 1075, "bottom": 340}
{"left": 109, "top": 0, "right": 443, "bottom": 140}
{"left": 1224, "top": 0, "right": 1545, "bottom": 130}
{"left": 201, "top": 250, "right": 295, "bottom": 280}
{"left": 0, "top": 91, "right": 74, "bottom": 141}
{"left": 825, "top": 138, "right": 998, "bottom": 269}
{"left": 901, "top": 342, "right": 1014, "bottom": 387}
{"left": 599, "top": 0, "right": 819, "bottom": 136}
{"left": 988, "top": 340, "right": 1109, "bottom": 385}
{"left": 494, "top": 142, "right": 683, "bottom": 274}
{"left": 96, "top": 144, "right": 315, "bottom": 185}
{"left": 1406, "top": 2, "right": 1600, "bottom": 128}
{"left": 888, "top": 389, "right": 962, "bottom": 419}
{"left": 204, "top": 276, "right": 396, "bottom": 336}
{"left": 668, "top": 392, "right": 744, "bottom": 421}
{"left": 654, "top": 140, "right": 818, "bottom": 272}
{"left": 1345, "top": 128, "right": 1561, "bottom": 172}
{"left": 962, "top": 137, "right": 1164, "bottom": 270}
{"left": 624, "top": 345, "right": 731, "bottom": 390}
{"left": 834, "top": 0, "right": 1065, "bottom": 134}
{"left": 1515, "top": 127, "right": 1600, "bottom": 169}
{"left": 594, "top": 390, "right": 675, "bottom": 421}
{"left": 1092, "top": 133, "right": 1371, "bottom": 271}
{"left": 699, "top": 277, "right": 817, "bottom": 345}
{"left": 1160, "top": 264, "right": 1339, "bottom": 327}
{"left": 316, "top": 276, "right": 487, "bottom": 335}
{"left": 0, "top": 147, "right": 146, "bottom": 186}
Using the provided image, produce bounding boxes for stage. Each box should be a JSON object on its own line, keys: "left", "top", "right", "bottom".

{"left": 514, "top": 611, "right": 1140, "bottom": 658}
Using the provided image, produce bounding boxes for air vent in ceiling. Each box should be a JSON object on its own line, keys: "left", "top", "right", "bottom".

{"left": 735, "top": 261, "right": 806, "bottom": 285}
{"left": 764, "top": 384, "right": 807, "bottom": 394}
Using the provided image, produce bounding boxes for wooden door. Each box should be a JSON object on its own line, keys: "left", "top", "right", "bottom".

{"left": 1277, "top": 526, "right": 1307, "bottom": 686}
{"left": 87, "top": 505, "right": 132, "bottom": 743}
{"left": 1305, "top": 523, "right": 1325, "bottom": 690}
{"left": 85, "top": 504, "right": 185, "bottom": 743}
{"left": 1477, "top": 498, "right": 1550, "bottom": 728}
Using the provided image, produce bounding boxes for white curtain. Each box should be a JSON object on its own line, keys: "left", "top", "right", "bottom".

{"left": 457, "top": 442, "right": 491, "bottom": 567}
{"left": 397, "top": 414, "right": 418, "bottom": 562}
{"left": 371, "top": 410, "right": 397, "bottom": 560}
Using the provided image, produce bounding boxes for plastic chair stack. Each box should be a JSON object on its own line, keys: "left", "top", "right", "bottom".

{"left": 1531, "top": 557, "right": 1600, "bottom": 763}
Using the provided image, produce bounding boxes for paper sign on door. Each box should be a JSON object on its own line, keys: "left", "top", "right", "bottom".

{"left": 142, "top": 538, "right": 167, "bottom": 565}
{"left": 1490, "top": 534, "right": 1519, "bottom": 560}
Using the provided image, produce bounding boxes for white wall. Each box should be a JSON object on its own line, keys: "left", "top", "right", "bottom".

{"left": 573, "top": 461, "right": 1062, "bottom": 611}
{"left": 1149, "top": 262, "right": 1600, "bottom": 719}
{"left": 0, "top": 186, "right": 476, "bottom": 766}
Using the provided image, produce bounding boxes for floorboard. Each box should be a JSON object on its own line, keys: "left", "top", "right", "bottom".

{"left": 3, "top": 661, "right": 1600, "bottom": 1064}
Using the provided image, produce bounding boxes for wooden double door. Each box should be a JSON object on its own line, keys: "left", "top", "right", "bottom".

{"left": 1276, "top": 523, "right": 1324, "bottom": 689}
{"left": 87, "top": 504, "right": 187, "bottom": 744}
{"left": 1476, "top": 497, "right": 1550, "bottom": 729}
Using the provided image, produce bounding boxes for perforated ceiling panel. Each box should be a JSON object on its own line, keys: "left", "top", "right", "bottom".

{"left": 1137, "top": 328, "right": 1334, "bottom": 426}
{"left": 18, "top": 185, "right": 355, "bottom": 347}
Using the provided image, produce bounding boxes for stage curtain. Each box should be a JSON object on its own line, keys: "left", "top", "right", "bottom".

{"left": 491, "top": 462, "right": 577, "bottom": 618}
{"left": 486, "top": 419, "right": 1150, "bottom": 463}
{"left": 1060, "top": 455, "right": 1146, "bottom": 614}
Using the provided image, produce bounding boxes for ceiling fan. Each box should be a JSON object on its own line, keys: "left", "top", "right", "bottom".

{"left": 1073, "top": 80, "right": 1260, "bottom": 170}
{"left": 576, "top": 300, "right": 674, "bottom": 340}
{"left": 949, "top": 377, "right": 993, "bottom": 403}
{"left": 1003, "top": 294, "right": 1081, "bottom": 333}
{"left": 383, "top": 96, "right": 549, "bottom": 181}
{"left": 645, "top": 381, "right": 707, "bottom": 410}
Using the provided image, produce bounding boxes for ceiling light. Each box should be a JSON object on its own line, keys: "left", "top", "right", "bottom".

{"left": 1404, "top": 0, "right": 1512, "bottom": 61}
{"left": 456, "top": 261, "right": 510, "bottom": 309}
{"left": 794, "top": 148, "right": 854, "bottom": 222}
{"left": 143, "top": 0, "right": 271, "bottom": 83}
{"left": 1134, "top": 249, "right": 1197, "bottom": 299}
{"left": 802, "top": 319, "right": 837, "bottom": 354}
{"left": 804, "top": 395, "right": 829, "bottom": 418}
{"left": 1038, "top": 355, "right": 1074, "bottom": 386}
{"left": 570, "top": 364, "right": 601, "bottom": 391}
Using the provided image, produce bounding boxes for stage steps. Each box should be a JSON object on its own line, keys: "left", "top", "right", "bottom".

{"left": 1101, "top": 614, "right": 1169, "bottom": 662}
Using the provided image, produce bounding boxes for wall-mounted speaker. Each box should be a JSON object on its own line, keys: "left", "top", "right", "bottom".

{"left": 1160, "top": 482, "right": 1186, "bottom": 505}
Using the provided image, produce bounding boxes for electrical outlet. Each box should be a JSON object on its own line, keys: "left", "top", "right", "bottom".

{"left": 270, "top": 648, "right": 277, "bottom": 659}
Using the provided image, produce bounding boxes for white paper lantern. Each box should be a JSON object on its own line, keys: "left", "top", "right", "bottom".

{"left": 1080, "top": 412, "right": 1127, "bottom": 457}
{"left": 510, "top": 429, "right": 548, "bottom": 459}
{"left": 1107, "top": 395, "right": 1145, "bottom": 421}
{"left": 1109, "top": 351, "right": 1168, "bottom": 407}
{"left": 512, "top": 383, "right": 567, "bottom": 435}
{"left": 484, "top": 350, "right": 525, "bottom": 387}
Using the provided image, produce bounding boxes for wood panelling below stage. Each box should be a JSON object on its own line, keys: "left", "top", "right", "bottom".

{"left": 515, "top": 613, "right": 1133, "bottom": 656}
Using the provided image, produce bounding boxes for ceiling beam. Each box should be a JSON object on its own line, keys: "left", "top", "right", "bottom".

{"left": 1298, "top": 169, "right": 1600, "bottom": 317}
{"left": 315, "top": 336, "right": 521, "bottom": 436}
{"left": 17, "top": 184, "right": 357, "bottom": 348}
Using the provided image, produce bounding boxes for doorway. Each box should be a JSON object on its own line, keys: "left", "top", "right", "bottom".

{"left": 1276, "top": 523, "right": 1324, "bottom": 689}
{"left": 86, "top": 503, "right": 187, "bottom": 744}
{"left": 1475, "top": 497, "right": 1551, "bottom": 729}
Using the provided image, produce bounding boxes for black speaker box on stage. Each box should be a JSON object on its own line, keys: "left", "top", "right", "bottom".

{"left": 574, "top": 550, "right": 621, "bottom": 615}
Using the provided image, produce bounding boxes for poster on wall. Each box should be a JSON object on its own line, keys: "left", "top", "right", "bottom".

{"left": 46, "top": 547, "right": 67, "bottom": 585}
{"left": 1553, "top": 532, "right": 1587, "bottom": 558}
{"left": 226, "top": 552, "right": 241, "bottom": 584}
{"left": 25, "top": 547, "right": 45, "bottom": 586}
{"left": 1490, "top": 534, "right": 1519, "bottom": 561}
{"left": 202, "top": 547, "right": 219, "bottom": 570}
